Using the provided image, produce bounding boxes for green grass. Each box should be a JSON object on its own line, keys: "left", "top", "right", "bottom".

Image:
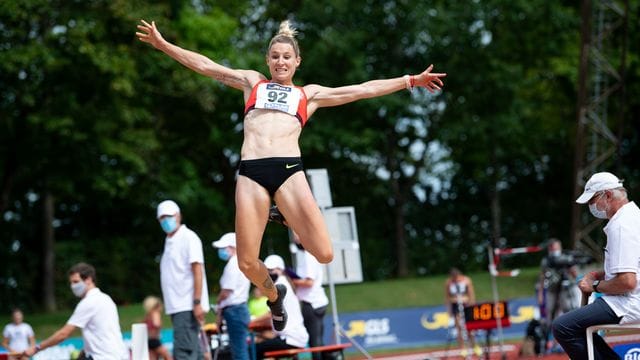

{"left": 332, "top": 266, "right": 539, "bottom": 312}
{"left": 3, "top": 267, "right": 540, "bottom": 338}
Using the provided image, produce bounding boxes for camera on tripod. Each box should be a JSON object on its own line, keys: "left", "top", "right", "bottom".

{"left": 547, "top": 250, "right": 594, "bottom": 269}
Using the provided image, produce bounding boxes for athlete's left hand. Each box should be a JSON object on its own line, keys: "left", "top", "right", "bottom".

{"left": 414, "top": 64, "right": 447, "bottom": 93}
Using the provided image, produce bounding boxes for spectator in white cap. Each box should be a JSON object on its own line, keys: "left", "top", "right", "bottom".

{"left": 254, "top": 255, "right": 308, "bottom": 359}
{"left": 212, "top": 232, "right": 251, "bottom": 360}
{"left": 156, "top": 200, "right": 210, "bottom": 360}
{"left": 553, "top": 172, "right": 640, "bottom": 359}
{"left": 290, "top": 231, "right": 329, "bottom": 360}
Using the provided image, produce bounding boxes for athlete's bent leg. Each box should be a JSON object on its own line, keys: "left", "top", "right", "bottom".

{"left": 274, "top": 172, "right": 333, "bottom": 263}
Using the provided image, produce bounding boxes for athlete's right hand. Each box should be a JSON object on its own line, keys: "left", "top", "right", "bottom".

{"left": 136, "top": 19, "right": 165, "bottom": 49}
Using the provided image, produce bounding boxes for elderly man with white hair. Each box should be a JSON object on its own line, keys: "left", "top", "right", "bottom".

{"left": 553, "top": 172, "right": 640, "bottom": 360}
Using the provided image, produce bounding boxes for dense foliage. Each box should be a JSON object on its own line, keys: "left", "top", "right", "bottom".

{"left": 1, "top": 0, "right": 638, "bottom": 311}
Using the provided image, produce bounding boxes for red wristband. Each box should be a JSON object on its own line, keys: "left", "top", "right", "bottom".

{"left": 410, "top": 75, "right": 416, "bottom": 88}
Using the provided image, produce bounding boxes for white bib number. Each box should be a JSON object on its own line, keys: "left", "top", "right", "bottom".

{"left": 254, "top": 83, "right": 301, "bottom": 116}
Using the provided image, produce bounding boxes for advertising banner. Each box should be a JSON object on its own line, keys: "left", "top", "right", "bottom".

{"left": 324, "top": 297, "right": 540, "bottom": 350}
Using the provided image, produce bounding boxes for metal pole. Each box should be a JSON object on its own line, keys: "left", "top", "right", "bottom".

{"left": 320, "top": 206, "right": 372, "bottom": 359}
{"left": 487, "top": 245, "right": 506, "bottom": 360}
{"left": 326, "top": 261, "right": 341, "bottom": 344}
{"left": 456, "top": 290, "right": 471, "bottom": 359}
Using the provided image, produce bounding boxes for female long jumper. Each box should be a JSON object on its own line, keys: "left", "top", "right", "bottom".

{"left": 137, "top": 19, "right": 446, "bottom": 330}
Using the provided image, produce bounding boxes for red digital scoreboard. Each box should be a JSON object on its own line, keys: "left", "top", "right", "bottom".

{"left": 463, "top": 301, "right": 511, "bottom": 331}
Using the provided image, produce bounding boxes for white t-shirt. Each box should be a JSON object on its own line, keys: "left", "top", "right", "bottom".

{"left": 2, "top": 322, "right": 34, "bottom": 352}
{"left": 160, "top": 224, "right": 210, "bottom": 314}
{"left": 67, "top": 288, "right": 128, "bottom": 359}
{"left": 601, "top": 201, "right": 640, "bottom": 324}
{"left": 219, "top": 255, "right": 250, "bottom": 309}
{"left": 274, "top": 276, "right": 309, "bottom": 348}
{"left": 295, "top": 251, "right": 329, "bottom": 309}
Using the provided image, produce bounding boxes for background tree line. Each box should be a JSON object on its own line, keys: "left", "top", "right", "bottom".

{"left": 1, "top": 0, "right": 638, "bottom": 312}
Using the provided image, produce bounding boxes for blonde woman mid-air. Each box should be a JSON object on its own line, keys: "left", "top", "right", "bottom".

{"left": 137, "top": 19, "right": 446, "bottom": 330}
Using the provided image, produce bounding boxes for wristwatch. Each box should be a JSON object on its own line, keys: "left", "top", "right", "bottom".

{"left": 193, "top": 299, "right": 201, "bottom": 305}
{"left": 592, "top": 280, "right": 601, "bottom": 292}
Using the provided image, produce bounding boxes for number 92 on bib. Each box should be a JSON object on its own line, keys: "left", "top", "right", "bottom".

{"left": 254, "top": 83, "right": 302, "bottom": 116}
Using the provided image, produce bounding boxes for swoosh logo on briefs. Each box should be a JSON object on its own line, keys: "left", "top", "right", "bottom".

{"left": 286, "top": 163, "right": 300, "bottom": 169}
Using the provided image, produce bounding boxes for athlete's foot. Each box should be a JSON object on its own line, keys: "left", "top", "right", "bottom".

{"left": 267, "top": 284, "right": 288, "bottom": 331}
{"left": 268, "top": 205, "right": 287, "bottom": 227}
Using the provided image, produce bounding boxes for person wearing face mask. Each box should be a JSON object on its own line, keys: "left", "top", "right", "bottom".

{"left": 211, "top": 232, "right": 251, "bottom": 360}
{"left": 552, "top": 172, "right": 640, "bottom": 359}
{"left": 23, "top": 263, "right": 127, "bottom": 359}
{"left": 157, "top": 199, "right": 210, "bottom": 360}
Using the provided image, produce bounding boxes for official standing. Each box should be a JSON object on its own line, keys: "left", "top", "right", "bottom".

{"left": 157, "top": 200, "right": 210, "bottom": 360}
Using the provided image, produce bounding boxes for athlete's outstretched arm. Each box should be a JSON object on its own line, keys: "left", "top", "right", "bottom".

{"left": 306, "top": 65, "right": 446, "bottom": 111}
{"left": 136, "top": 19, "right": 262, "bottom": 90}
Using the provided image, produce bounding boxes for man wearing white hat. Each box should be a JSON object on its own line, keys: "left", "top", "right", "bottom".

{"left": 290, "top": 231, "right": 329, "bottom": 360}
{"left": 553, "top": 172, "right": 640, "bottom": 359}
{"left": 212, "top": 232, "right": 251, "bottom": 360}
{"left": 255, "top": 255, "right": 309, "bottom": 359}
{"left": 157, "top": 200, "right": 210, "bottom": 360}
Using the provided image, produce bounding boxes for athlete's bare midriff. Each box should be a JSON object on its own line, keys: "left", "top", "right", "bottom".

{"left": 241, "top": 108, "right": 303, "bottom": 160}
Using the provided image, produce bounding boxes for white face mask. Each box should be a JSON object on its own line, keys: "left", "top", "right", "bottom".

{"left": 589, "top": 203, "right": 608, "bottom": 219}
{"left": 71, "top": 281, "right": 87, "bottom": 298}
{"left": 588, "top": 192, "right": 609, "bottom": 219}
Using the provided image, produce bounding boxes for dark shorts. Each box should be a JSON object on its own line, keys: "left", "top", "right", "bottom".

{"left": 148, "top": 338, "right": 162, "bottom": 350}
{"left": 451, "top": 303, "right": 468, "bottom": 316}
{"left": 238, "top": 157, "right": 303, "bottom": 196}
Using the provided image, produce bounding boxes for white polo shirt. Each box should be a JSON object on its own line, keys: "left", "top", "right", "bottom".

{"left": 295, "top": 251, "right": 329, "bottom": 309}
{"left": 2, "top": 322, "right": 34, "bottom": 352}
{"left": 601, "top": 201, "right": 640, "bottom": 324}
{"left": 219, "top": 255, "right": 250, "bottom": 309}
{"left": 274, "top": 276, "right": 309, "bottom": 348}
{"left": 160, "top": 224, "right": 210, "bottom": 314}
{"left": 67, "top": 288, "right": 128, "bottom": 359}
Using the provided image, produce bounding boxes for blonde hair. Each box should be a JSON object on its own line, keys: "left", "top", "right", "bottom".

{"left": 267, "top": 20, "right": 300, "bottom": 57}
{"left": 143, "top": 296, "right": 162, "bottom": 313}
